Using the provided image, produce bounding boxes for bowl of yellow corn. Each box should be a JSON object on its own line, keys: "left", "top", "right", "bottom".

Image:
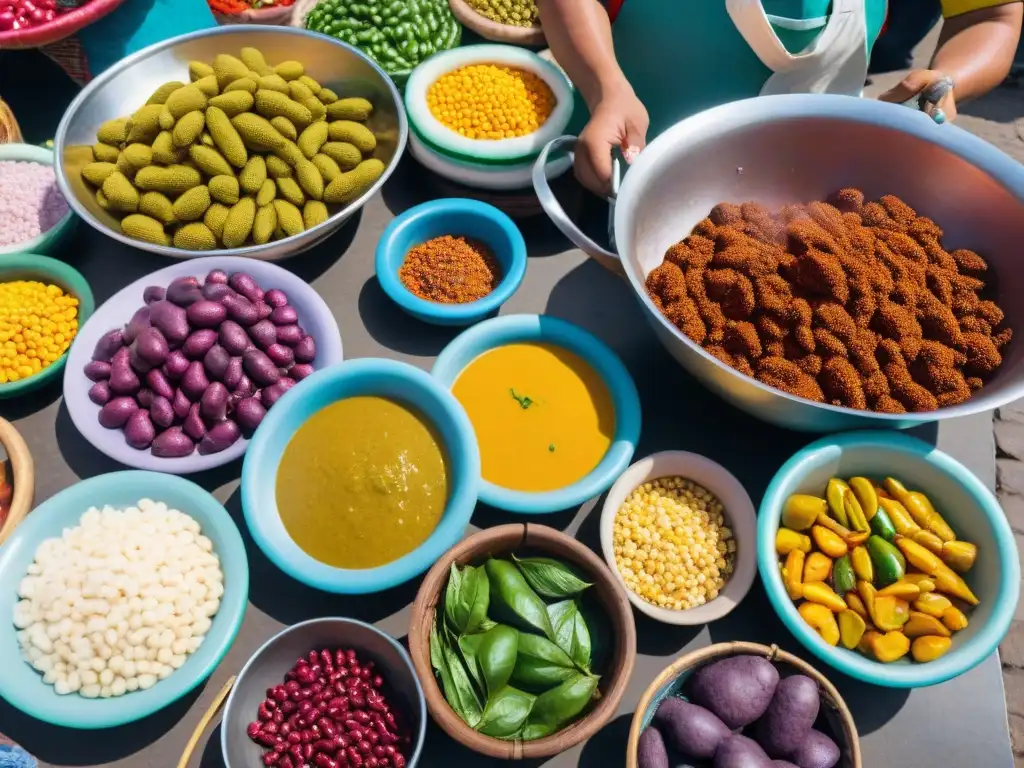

{"left": 759, "top": 431, "right": 1020, "bottom": 688}
{"left": 54, "top": 26, "right": 407, "bottom": 261}
{"left": 599, "top": 451, "right": 758, "bottom": 626}
{"left": 0, "top": 254, "right": 94, "bottom": 398}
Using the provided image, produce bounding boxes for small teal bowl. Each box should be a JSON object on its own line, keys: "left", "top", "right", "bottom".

{"left": 431, "top": 314, "right": 641, "bottom": 513}
{"left": 241, "top": 358, "right": 481, "bottom": 593}
{"left": 375, "top": 198, "right": 527, "bottom": 326}
{"left": 758, "top": 431, "right": 1021, "bottom": 688}
{"left": 0, "top": 144, "right": 76, "bottom": 256}
{"left": 0, "top": 471, "right": 249, "bottom": 729}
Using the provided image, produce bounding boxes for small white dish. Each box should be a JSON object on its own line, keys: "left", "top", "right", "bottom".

{"left": 599, "top": 451, "right": 757, "bottom": 625}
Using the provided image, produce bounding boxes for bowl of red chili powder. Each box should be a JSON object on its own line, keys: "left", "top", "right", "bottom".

{"left": 375, "top": 198, "right": 527, "bottom": 326}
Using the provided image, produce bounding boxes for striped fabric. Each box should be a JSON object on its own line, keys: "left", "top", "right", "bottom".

{"left": 40, "top": 36, "right": 91, "bottom": 85}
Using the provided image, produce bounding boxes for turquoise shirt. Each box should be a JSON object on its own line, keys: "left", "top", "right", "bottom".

{"left": 569, "top": 0, "right": 888, "bottom": 139}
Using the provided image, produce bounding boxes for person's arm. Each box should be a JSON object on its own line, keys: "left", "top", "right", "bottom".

{"left": 878, "top": 1, "right": 1023, "bottom": 120}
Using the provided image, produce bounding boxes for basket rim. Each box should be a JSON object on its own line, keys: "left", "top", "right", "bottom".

{"left": 0, "top": 0, "right": 126, "bottom": 49}
{"left": 0, "top": 416, "right": 35, "bottom": 547}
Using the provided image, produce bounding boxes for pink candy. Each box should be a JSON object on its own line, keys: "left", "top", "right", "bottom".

{"left": 0, "top": 160, "right": 69, "bottom": 247}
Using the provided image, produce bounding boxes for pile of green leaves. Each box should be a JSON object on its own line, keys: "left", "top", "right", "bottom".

{"left": 430, "top": 554, "right": 603, "bottom": 741}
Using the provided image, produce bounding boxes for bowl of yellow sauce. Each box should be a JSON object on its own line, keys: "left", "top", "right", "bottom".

{"left": 432, "top": 314, "right": 641, "bottom": 513}
{"left": 240, "top": 358, "right": 481, "bottom": 593}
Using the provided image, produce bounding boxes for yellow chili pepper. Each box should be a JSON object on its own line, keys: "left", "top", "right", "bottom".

{"left": 838, "top": 609, "right": 867, "bottom": 650}
{"left": 850, "top": 545, "right": 874, "bottom": 583}
{"left": 845, "top": 591, "right": 869, "bottom": 621}
{"left": 858, "top": 629, "right": 882, "bottom": 656}
{"left": 843, "top": 491, "right": 870, "bottom": 533}
{"left": 942, "top": 606, "right": 969, "bottom": 631}
{"left": 940, "top": 541, "right": 978, "bottom": 574}
{"left": 884, "top": 478, "right": 955, "bottom": 542}
{"left": 810, "top": 525, "right": 848, "bottom": 558}
{"left": 783, "top": 494, "right": 827, "bottom": 531}
{"left": 878, "top": 497, "right": 921, "bottom": 536}
{"left": 803, "top": 552, "right": 832, "bottom": 583}
{"left": 877, "top": 581, "right": 921, "bottom": 601}
{"left": 802, "top": 581, "right": 848, "bottom": 613}
{"left": 912, "top": 529, "right": 945, "bottom": 556}
{"left": 894, "top": 537, "right": 978, "bottom": 605}
{"left": 799, "top": 601, "right": 840, "bottom": 646}
{"left": 849, "top": 477, "right": 879, "bottom": 521}
{"left": 901, "top": 572, "right": 936, "bottom": 593}
{"left": 871, "top": 631, "right": 911, "bottom": 663}
{"left": 911, "top": 635, "right": 952, "bottom": 663}
{"left": 871, "top": 595, "right": 910, "bottom": 631}
{"left": 784, "top": 549, "right": 805, "bottom": 601}
{"left": 913, "top": 592, "right": 953, "bottom": 619}
{"left": 903, "top": 611, "right": 951, "bottom": 638}
{"left": 776, "top": 528, "right": 812, "bottom": 555}
{"left": 826, "top": 478, "right": 851, "bottom": 527}
{"left": 909, "top": 491, "right": 956, "bottom": 542}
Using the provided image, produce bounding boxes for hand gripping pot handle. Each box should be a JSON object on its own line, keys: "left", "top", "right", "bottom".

{"left": 532, "top": 135, "right": 625, "bottom": 277}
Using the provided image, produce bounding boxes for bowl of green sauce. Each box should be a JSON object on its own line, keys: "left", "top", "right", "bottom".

{"left": 240, "top": 357, "right": 481, "bottom": 594}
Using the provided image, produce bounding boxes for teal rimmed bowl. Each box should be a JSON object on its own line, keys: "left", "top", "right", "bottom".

{"left": 0, "top": 254, "right": 94, "bottom": 399}
{"left": 431, "top": 314, "right": 641, "bottom": 513}
{"left": 758, "top": 431, "right": 1020, "bottom": 688}
{"left": 0, "top": 471, "right": 249, "bottom": 729}
{"left": 0, "top": 144, "right": 76, "bottom": 256}
{"left": 241, "top": 358, "right": 481, "bottom": 594}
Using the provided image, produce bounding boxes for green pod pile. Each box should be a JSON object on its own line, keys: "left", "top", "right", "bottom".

{"left": 430, "top": 554, "right": 602, "bottom": 742}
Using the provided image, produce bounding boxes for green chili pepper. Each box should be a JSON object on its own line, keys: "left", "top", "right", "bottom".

{"left": 869, "top": 507, "right": 898, "bottom": 542}
{"left": 485, "top": 558, "right": 556, "bottom": 641}
{"left": 832, "top": 555, "right": 856, "bottom": 596}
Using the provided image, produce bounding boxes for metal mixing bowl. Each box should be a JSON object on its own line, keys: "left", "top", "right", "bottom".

{"left": 55, "top": 25, "right": 407, "bottom": 261}
{"left": 537, "top": 95, "right": 1024, "bottom": 432}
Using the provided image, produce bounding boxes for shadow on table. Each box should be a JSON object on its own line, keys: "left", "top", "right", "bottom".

{"left": 357, "top": 276, "right": 463, "bottom": 357}
{"left": 579, "top": 713, "right": 633, "bottom": 768}
{"left": 416, "top": 716, "right": 547, "bottom": 766}
{"left": 199, "top": 723, "right": 226, "bottom": 768}
{"left": 221, "top": 487, "right": 420, "bottom": 626}
{"left": 0, "top": 375, "right": 63, "bottom": 422}
{"left": 282, "top": 210, "right": 363, "bottom": 285}
{"left": 0, "top": 682, "right": 206, "bottom": 764}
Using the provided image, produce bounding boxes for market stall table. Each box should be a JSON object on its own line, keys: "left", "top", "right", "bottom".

{"left": 0, "top": 158, "right": 1013, "bottom": 768}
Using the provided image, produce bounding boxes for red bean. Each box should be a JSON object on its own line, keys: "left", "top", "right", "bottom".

{"left": 263, "top": 721, "right": 279, "bottom": 735}
{"left": 351, "top": 711, "right": 371, "bottom": 726}
{"left": 279, "top": 757, "right": 294, "bottom": 768}
{"left": 371, "top": 676, "right": 384, "bottom": 689}
{"left": 302, "top": 743, "right": 314, "bottom": 761}
{"left": 350, "top": 691, "right": 366, "bottom": 709}
{"left": 358, "top": 740, "right": 372, "bottom": 755}
{"left": 365, "top": 759, "right": 379, "bottom": 768}
{"left": 301, "top": 729, "right": 316, "bottom": 744}
{"left": 258, "top": 705, "right": 273, "bottom": 722}
{"left": 273, "top": 686, "right": 289, "bottom": 702}
{"left": 365, "top": 731, "right": 379, "bottom": 746}
{"left": 281, "top": 700, "right": 297, "bottom": 714}
{"left": 297, "top": 667, "right": 318, "bottom": 685}
{"left": 393, "top": 755, "right": 405, "bottom": 768}
{"left": 320, "top": 721, "right": 338, "bottom": 738}
{"left": 286, "top": 732, "right": 301, "bottom": 745}
{"left": 280, "top": 723, "right": 292, "bottom": 737}
{"left": 314, "top": 755, "right": 339, "bottom": 768}
{"left": 263, "top": 752, "right": 281, "bottom": 766}
{"left": 248, "top": 722, "right": 263, "bottom": 739}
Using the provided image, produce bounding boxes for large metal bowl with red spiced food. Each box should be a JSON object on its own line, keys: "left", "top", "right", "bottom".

{"left": 535, "top": 94, "right": 1024, "bottom": 432}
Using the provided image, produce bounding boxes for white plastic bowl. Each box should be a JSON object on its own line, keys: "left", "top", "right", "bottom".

{"left": 599, "top": 451, "right": 757, "bottom": 625}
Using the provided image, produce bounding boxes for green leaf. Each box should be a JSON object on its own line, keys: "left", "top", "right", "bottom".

{"left": 526, "top": 672, "right": 599, "bottom": 732}
{"left": 509, "top": 632, "right": 578, "bottom": 693}
{"left": 429, "top": 610, "right": 445, "bottom": 673}
{"left": 476, "top": 686, "right": 536, "bottom": 740}
{"left": 457, "top": 633, "right": 486, "bottom": 699}
{"left": 512, "top": 555, "right": 593, "bottom": 599}
{"left": 485, "top": 558, "right": 555, "bottom": 641}
{"left": 476, "top": 624, "right": 519, "bottom": 698}
{"left": 445, "top": 563, "right": 490, "bottom": 635}
{"left": 547, "top": 599, "right": 592, "bottom": 672}
{"left": 441, "top": 637, "right": 483, "bottom": 728}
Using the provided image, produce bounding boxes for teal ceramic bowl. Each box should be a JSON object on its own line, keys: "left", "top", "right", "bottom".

{"left": 241, "top": 358, "right": 481, "bottom": 594}
{"left": 0, "top": 254, "right": 94, "bottom": 399}
{"left": 0, "top": 471, "right": 249, "bottom": 729}
{"left": 758, "top": 431, "right": 1020, "bottom": 688}
{"left": 0, "top": 144, "right": 76, "bottom": 256}
{"left": 431, "top": 314, "right": 642, "bottom": 513}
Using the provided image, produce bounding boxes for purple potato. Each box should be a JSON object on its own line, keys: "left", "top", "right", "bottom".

{"left": 219, "top": 320, "right": 250, "bottom": 355}
{"left": 143, "top": 285, "right": 166, "bottom": 304}
{"left": 261, "top": 377, "right": 295, "bottom": 408}
{"left": 790, "top": 731, "right": 839, "bottom": 768}
{"left": 128, "top": 345, "right": 154, "bottom": 374}
{"left": 163, "top": 349, "right": 190, "bottom": 380}
{"left": 201, "top": 382, "right": 229, "bottom": 422}
{"left": 98, "top": 397, "right": 138, "bottom": 429}
{"left": 84, "top": 361, "right": 111, "bottom": 382}
{"left": 198, "top": 419, "right": 241, "bottom": 455}
{"left": 122, "top": 306, "right": 151, "bottom": 345}
{"left": 637, "top": 726, "right": 669, "bottom": 768}
{"left": 181, "top": 361, "right": 209, "bottom": 401}
{"left": 654, "top": 698, "right": 731, "bottom": 760}
{"left": 228, "top": 272, "right": 262, "bottom": 302}
{"left": 203, "top": 344, "right": 231, "bottom": 380}
{"left": 124, "top": 410, "right": 156, "bottom": 449}
{"left": 166, "top": 276, "right": 202, "bottom": 306}
{"left": 149, "top": 300, "right": 190, "bottom": 344}
{"left": 88, "top": 381, "right": 111, "bottom": 405}
{"left": 293, "top": 335, "right": 316, "bottom": 363}
{"left": 172, "top": 388, "right": 191, "bottom": 420}
{"left": 150, "top": 395, "right": 174, "bottom": 427}
{"left": 233, "top": 375, "right": 255, "bottom": 398}
{"left": 254, "top": 301, "right": 272, "bottom": 321}
{"left": 243, "top": 349, "right": 280, "bottom": 387}
{"left": 201, "top": 282, "right": 234, "bottom": 301}
{"left": 234, "top": 397, "right": 266, "bottom": 433}
{"left": 265, "top": 343, "right": 294, "bottom": 369}
{"left": 145, "top": 368, "right": 175, "bottom": 400}
{"left": 92, "top": 329, "right": 124, "bottom": 362}
{"left": 222, "top": 294, "right": 259, "bottom": 326}
{"left": 264, "top": 288, "right": 288, "bottom": 308}
{"left": 186, "top": 299, "right": 227, "bottom": 329}
{"left": 151, "top": 427, "right": 195, "bottom": 458}
{"left": 247, "top": 319, "right": 276, "bottom": 350}
{"left": 772, "top": 763, "right": 801, "bottom": 768}
{"left": 269, "top": 304, "right": 298, "bottom": 325}
{"left": 132, "top": 328, "right": 169, "bottom": 368}
{"left": 753, "top": 676, "right": 820, "bottom": 758}
{"left": 136, "top": 388, "right": 154, "bottom": 408}
{"left": 183, "top": 329, "right": 218, "bottom": 359}
{"left": 205, "top": 269, "right": 228, "bottom": 285}
{"left": 289, "top": 363, "right": 314, "bottom": 381}
{"left": 275, "top": 324, "right": 303, "bottom": 347}
{"left": 714, "top": 735, "right": 771, "bottom": 768}
{"left": 183, "top": 403, "right": 207, "bottom": 440}
{"left": 690, "top": 656, "right": 780, "bottom": 730}
{"left": 109, "top": 347, "right": 140, "bottom": 395}
{"left": 222, "top": 356, "right": 243, "bottom": 389}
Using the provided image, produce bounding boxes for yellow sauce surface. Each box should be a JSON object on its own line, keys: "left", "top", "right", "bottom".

{"left": 276, "top": 396, "right": 449, "bottom": 569}
{"left": 452, "top": 342, "right": 615, "bottom": 492}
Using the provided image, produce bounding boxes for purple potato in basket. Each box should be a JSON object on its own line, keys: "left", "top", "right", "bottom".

{"left": 637, "top": 726, "right": 669, "bottom": 768}
{"left": 136, "top": 388, "right": 154, "bottom": 409}
{"left": 149, "top": 300, "right": 190, "bottom": 345}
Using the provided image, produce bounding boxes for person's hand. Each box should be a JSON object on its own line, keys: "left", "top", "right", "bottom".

{"left": 878, "top": 69, "right": 957, "bottom": 123}
{"left": 574, "top": 84, "right": 649, "bottom": 196}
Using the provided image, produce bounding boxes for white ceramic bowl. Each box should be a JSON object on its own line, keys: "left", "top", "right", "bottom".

{"left": 599, "top": 451, "right": 757, "bottom": 625}
{"left": 0, "top": 143, "right": 76, "bottom": 256}
{"left": 63, "top": 257, "right": 343, "bottom": 474}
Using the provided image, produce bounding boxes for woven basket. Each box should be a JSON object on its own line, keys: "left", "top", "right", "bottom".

{"left": 0, "top": 0, "right": 125, "bottom": 49}
{"left": 627, "top": 642, "right": 862, "bottom": 768}
{"left": 448, "top": 0, "right": 544, "bottom": 46}
{"left": 0, "top": 417, "right": 35, "bottom": 548}
{"left": 212, "top": 3, "right": 294, "bottom": 26}
{"left": 290, "top": 0, "right": 318, "bottom": 28}
{"left": 0, "top": 99, "right": 22, "bottom": 145}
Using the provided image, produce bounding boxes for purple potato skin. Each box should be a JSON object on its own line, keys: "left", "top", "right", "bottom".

{"left": 149, "top": 300, "right": 190, "bottom": 344}
{"left": 109, "top": 347, "right": 140, "bottom": 395}
{"left": 261, "top": 377, "right": 294, "bottom": 408}
{"left": 265, "top": 343, "right": 294, "bottom": 368}
{"left": 124, "top": 410, "right": 156, "bottom": 449}
{"left": 201, "top": 382, "right": 229, "bottom": 422}
{"left": 228, "top": 272, "right": 262, "bottom": 303}
{"left": 219, "top": 320, "right": 250, "bottom": 356}
{"left": 203, "top": 345, "right": 231, "bottom": 380}
{"left": 753, "top": 676, "right": 820, "bottom": 758}
{"left": 163, "top": 349, "right": 190, "bottom": 380}
{"left": 248, "top": 319, "right": 276, "bottom": 350}
{"left": 654, "top": 698, "right": 731, "bottom": 760}
{"left": 222, "top": 294, "right": 259, "bottom": 326}
{"left": 233, "top": 375, "right": 255, "bottom": 398}
{"left": 637, "top": 726, "right": 670, "bottom": 768}
{"left": 181, "top": 361, "right": 210, "bottom": 401}
{"left": 264, "top": 288, "right": 288, "bottom": 308}
{"left": 136, "top": 388, "right": 154, "bottom": 409}
{"left": 201, "top": 282, "right": 234, "bottom": 301}
{"left": 132, "top": 328, "right": 169, "bottom": 368}
{"left": 84, "top": 361, "right": 111, "bottom": 382}
{"left": 198, "top": 420, "right": 241, "bottom": 455}
{"left": 166, "top": 276, "right": 202, "bottom": 307}
{"left": 269, "top": 304, "right": 297, "bottom": 325}
{"left": 143, "top": 286, "right": 166, "bottom": 304}
{"left": 254, "top": 301, "right": 272, "bottom": 320}
{"left": 151, "top": 427, "right": 195, "bottom": 458}
{"left": 294, "top": 335, "right": 315, "bottom": 363}
{"left": 234, "top": 397, "right": 266, "bottom": 433}
{"left": 713, "top": 735, "right": 771, "bottom": 768}
{"left": 690, "top": 656, "right": 780, "bottom": 729}
{"left": 88, "top": 381, "right": 111, "bottom": 405}
{"left": 206, "top": 269, "right": 228, "bottom": 285}
{"left": 275, "top": 324, "right": 303, "bottom": 347}
{"left": 183, "top": 329, "right": 218, "bottom": 359}
{"left": 186, "top": 299, "right": 228, "bottom": 329}
{"left": 92, "top": 329, "right": 124, "bottom": 362}
{"left": 183, "top": 403, "right": 207, "bottom": 440}
{"left": 122, "top": 307, "right": 151, "bottom": 345}
{"left": 150, "top": 395, "right": 174, "bottom": 428}
{"left": 172, "top": 388, "right": 192, "bottom": 420}
{"left": 146, "top": 368, "right": 175, "bottom": 400}
{"left": 222, "top": 356, "right": 244, "bottom": 389}
{"left": 790, "top": 731, "right": 839, "bottom": 768}
{"left": 98, "top": 397, "right": 138, "bottom": 429}
{"left": 243, "top": 349, "right": 280, "bottom": 387}
{"left": 772, "top": 762, "right": 801, "bottom": 768}
{"left": 290, "top": 363, "right": 314, "bottom": 381}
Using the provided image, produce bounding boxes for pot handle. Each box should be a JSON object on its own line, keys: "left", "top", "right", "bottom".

{"left": 532, "top": 135, "right": 625, "bottom": 277}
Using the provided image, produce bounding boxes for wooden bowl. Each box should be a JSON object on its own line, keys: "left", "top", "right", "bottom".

{"left": 0, "top": 98, "right": 22, "bottom": 144}
{"left": 0, "top": 417, "right": 35, "bottom": 547}
{"left": 627, "top": 641, "right": 862, "bottom": 768}
{"left": 448, "top": 0, "right": 544, "bottom": 46}
{"left": 408, "top": 523, "right": 637, "bottom": 759}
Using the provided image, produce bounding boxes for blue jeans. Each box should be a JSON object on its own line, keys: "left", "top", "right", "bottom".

{"left": 869, "top": 0, "right": 942, "bottom": 74}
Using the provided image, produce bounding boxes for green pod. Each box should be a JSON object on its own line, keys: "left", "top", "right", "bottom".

{"left": 866, "top": 535, "right": 906, "bottom": 587}
{"left": 444, "top": 563, "right": 490, "bottom": 635}
{"left": 826, "top": 478, "right": 851, "bottom": 527}
{"left": 510, "top": 633, "right": 577, "bottom": 693}
{"left": 476, "top": 686, "right": 535, "bottom": 740}
{"left": 476, "top": 624, "right": 518, "bottom": 698}
{"left": 832, "top": 555, "right": 856, "bottom": 596}
{"left": 869, "top": 508, "right": 898, "bottom": 542}
{"left": 525, "top": 672, "right": 599, "bottom": 734}
{"left": 485, "top": 558, "right": 555, "bottom": 640}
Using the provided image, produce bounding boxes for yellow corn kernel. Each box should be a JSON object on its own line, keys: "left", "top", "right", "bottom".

{"left": 0, "top": 281, "right": 78, "bottom": 382}
{"left": 798, "top": 601, "right": 840, "bottom": 646}
{"left": 776, "top": 528, "right": 812, "bottom": 555}
{"left": 803, "top": 551, "right": 832, "bottom": 583}
{"left": 810, "top": 525, "right": 848, "bottom": 558}
{"left": 802, "top": 581, "right": 847, "bottom": 613}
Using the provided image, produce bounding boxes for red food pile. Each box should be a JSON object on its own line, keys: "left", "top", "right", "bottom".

{"left": 645, "top": 189, "right": 1012, "bottom": 413}
{"left": 207, "top": 0, "right": 295, "bottom": 14}
{"left": 0, "top": 0, "right": 82, "bottom": 31}
{"left": 248, "top": 648, "right": 412, "bottom": 768}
